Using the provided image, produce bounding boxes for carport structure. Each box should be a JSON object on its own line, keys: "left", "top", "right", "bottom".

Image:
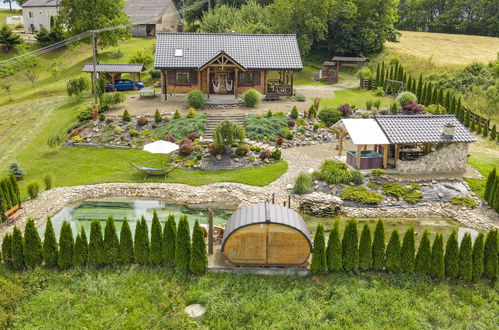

{"left": 82, "top": 63, "right": 145, "bottom": 92}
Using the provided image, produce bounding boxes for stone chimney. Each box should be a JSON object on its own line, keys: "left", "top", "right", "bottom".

{"left": 443, "top": 123, "right": 456, "bottom": 138}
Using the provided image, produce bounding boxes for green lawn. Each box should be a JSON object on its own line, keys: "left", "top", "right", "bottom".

{"left": 320, "top": 88, "right": 394, "bottom": 110}
{"left": 0, "top": 8, "right": 21, "bottom": 27}
{"left": 466, "top": 136, "right": 499, "bottom": 198}
{"left": 1, "top": 266, "right": 497, "bottom": 329}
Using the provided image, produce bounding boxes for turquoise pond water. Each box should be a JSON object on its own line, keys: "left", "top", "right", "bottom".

{"left": 38, "top": 197, "right": 233, "bottom": 239}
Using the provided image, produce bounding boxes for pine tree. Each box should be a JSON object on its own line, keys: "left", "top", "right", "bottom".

{"left": 2, "top": 233, "right": 12, "bottom": 267}
{"left": 73, "top": 227, "right": 88, "bottom": 266}
{"left": 118, "top": 218, "right": 134, "bottom": 264}
{"left": 9, "top": 173, "right": 21, "bottom": 205}
{"left": 482, "top": 121, "right": 489, "bottom": 138}
{"left": 458, "top": 233, "right": 473, "bottom": 281}
{"left": 476, "top": 120, "right": 482, "bottom": 135}
{"left": 149, "top": 211, "right": 163, "bottom": 265}
{"left": 472, "top": 232, "right": 484, "bottom": 281}
{"left": 23, "top": 218, "right": 43, "bottom": 268}
{"left": 88, "top": 220, "right": 105, "bottom": 267}
{"left": 437, "top": 88, "right": 444, "bottom": 106}
{"left": 311, "top": 223, "right": 327, "bottom": 274}
{"left": 386, "top": 230, "right": 401, "bottom": 272}
{"left": 162, "top": 214, "right": 176, "bottom": 267}
{"left": 104, "top": 216, "right": 119, "bottom": 265}
{"left": 42, "top": 217, "right": 58, "bottom": 267}
{"left": 342, "top": 219, "right": 359, "bottom": 272}
{"left": 58, "top": 221, "right": 73, "bottom": 269}
{"left": 359, "top": 222, "right": 372, "bottom": 271}
{"left": 430, "top": 87, "right": 438, "bottom": 105}
{"left": 415, "top": 230, "right": 431, "bottom": 275}
{"left": 326, "top": 220, "right": 342, "bottom": 272}
{"left": 430, "top": 234, "right": 445, "bottom": 278}
{"left": 372, "top": 219, "right": 385, "bottom": 271}
{"left": 134, "top": 217, "right": 150, "bottom": 264}
{"left": 483, "top": 230, "right": 498, "bottom": 279}
{"left": 490, "top": 124, "right": 496, "bottom": 140}
{"left": 175, "top": 215, "right": 191, "bottom": 273}
{"left": 11, "top": 227, "right": 24, "bottom": 270}
{"left": 400, "top": 228, "right": 415, "bottom": 274}
{"left": 444, "top": 229, "right": 459, "bottom": 278}
{"left": 189, "top": 220, "right": 208, "bottom": 274}
{"left": 484, "top": 168, "right": 496, "bottom": 203}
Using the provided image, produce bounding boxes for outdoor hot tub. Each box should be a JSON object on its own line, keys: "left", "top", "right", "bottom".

{"left": 347, "top": 150, "right": 383, "bottom": 169}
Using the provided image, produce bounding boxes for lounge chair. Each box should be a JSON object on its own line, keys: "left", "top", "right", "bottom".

{"left": 130, "top": 162, "right": 180, "bottom": 179}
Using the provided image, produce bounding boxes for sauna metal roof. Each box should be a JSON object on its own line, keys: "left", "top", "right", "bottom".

{"left": 221, "top": 203, "right": 312, "bottom": 251}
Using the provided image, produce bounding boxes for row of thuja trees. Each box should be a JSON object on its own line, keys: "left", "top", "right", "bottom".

{"left": 1, "top": 212, "right": 208, "bottom": 274}
{"left": 0, "top": 174, "right": 21, "bottom": 223}
{"left": 311, "top": 219, "right": 499, "bottom": 281}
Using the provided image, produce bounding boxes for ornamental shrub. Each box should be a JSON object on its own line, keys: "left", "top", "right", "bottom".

{"left": 243, "top": 89, "right": 261, "bottom": 107}
{"left": 137, "top": 117, "right": 148, "bottom": 126}
{"left": 293, "top": 173, "right": 313, "bottom": 195}
{"left": 484, "top": 168, "right": 496, "bottom": 203}
{"left": 26, "top": 181, "right": 40, "bottom": 199}
{"left": 58, "top": 221, "right": 74, "bottom": 270}
{"left": 272, "top": 149, "right": 282, "bottom": 160}
{"left": 372, "top": 219, "right": 385, "bottom": 271}
{"left": 414, "top": 230, "right": 431, "bottom": 274}
{"left": 44, "top": 174, "right": 52, "bottom": 190}
{"left": 366, "top": 100, "right": 373, "bottom": 110}
{"left": 118, "top": 218, "right": 134, "bottom": 264}
{"left": 288, "top": 119, "right": 296, "bottom": 127}
{"left": 483, "top": 229, "right": 498, "bottom": 279}
{"left": 259, "top": 149, "right": 271, "bottom": 160}
{"left": 358, "top": 223, "right": 372, "bottom": 271}
{"left": 150, "top": 211, "right": 163, "bottom": 266}
{"left": 187, "top": 90, "right": 205, "bottom": 109}
{"left": 444, "top": 229, "right": 459, "bottom": 278}
{"left": 179, "top": 139, "right": 193, "bottom": 156}
{"left": 154, "top": 109, "right": 162, "bottom": 123}
{"left": 338, "top": 104, "right": 353, "bottom": 118}
{"left": 42, "top": 218, "right": 58, "bottom": 267}
{"left": 341, "top": 186, "right": 382, "bottom": 204}
{"left": 472, "top": 232, "right": 484, "bottom": 281}
{"left": 9, "top": 162, "right": 25, "bottom": 181}
{"left": 175, "top": 215, "right": 191, "bottom": 273}
{"left": 104, "top": 216, "right": 120, "bottom": 265}
{"left": 1, "top": 180, "right": 12, "bottom": 208}
{"left": 186, "top": 107, "right": 198, "bottom": 118}
{"left": 9, "top": 174, "right": 20, "bottom": 204}
{"left": 235, "top": 144, "right": 250, "bottom": 156}
{"left": 342, "top": 219, "right": 359, "bottom": 273}
{"left": 162, "top": 214, "right": 177, "bottom": 267}
{"left": 308, "top": 105, "right": 317, "bottom": 119}
{"left": 187, "top": 131, "right": 199, "bottom": 141}
{"left": 190, "top": 220, "right": 208, "bottom": 274}
{"left": 73, "top": 227, "right": 88, "bottom": 267}
{"left": 318, "top": 108, "right": 341, "bottom": 127}
{"left": 350, "top": 170, "right": 364, "bottom": 185}
{"left": 2, "top": 234, "right": 12, "bottom": 268}
{"left": 430, "top": 234, "right": 445, "bottom": 278}
{"left": 390, "top": 103, "right": 398, "bottom": 114}
{"left": 385, "top": 229, "right": 401, "bottom": 272}
{"left": 311, "top": 223, "right": 327, "bottom": 274}
{"left": 23, "top": 219, "right": 43, "bottom": 268}
{"left": 289, "top": 106, "right": 299, "bottom": 119}
{"left": 458, "top": 233, "right": 473, "bottom": 281}
{"left": 134, "top": 217, "right": 150, "bottom": 265}
{"left": 400, "top": 227, "right": 415, "bottom": 273}
{"left": 11, "top": 227, "right": 25, "bottom": 270}
{"left": 326, "top": 220, "right": 342, "bottom": 272}
{"left": 122, "top": 109, "right": 132, "bottom": 122}
{"left": 88, "top": 220, "right": 105, "bottom": 267}
{"left": 396, "top": 91, "right": 417, "bottom": 107}
{"left": 490, "top": 124, "right": 496, "bottom": 140}
{"left": 482, "top": 121, "right": 489, "bottom": 137}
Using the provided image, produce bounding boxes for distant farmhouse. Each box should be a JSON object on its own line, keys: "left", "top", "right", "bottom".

{"left": 21, "top": 0, "right": 180, "bottom": 36}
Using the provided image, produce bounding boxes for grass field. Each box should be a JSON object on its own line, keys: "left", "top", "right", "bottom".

{"left": 0, "top": 8, "right": 21, "bottom": 27}
{"left": 1, "top": 266, "right": 497, "bottom": 329}
{"left": 466, "top": 136, "right": 499, "bottom": 198}
{"left": 320, "top": 88, "right": 394, "bottom": 110}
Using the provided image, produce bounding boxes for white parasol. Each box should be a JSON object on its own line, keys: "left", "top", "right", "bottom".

{"left": 143, "top": 140, "right": 179, "bottom": 166}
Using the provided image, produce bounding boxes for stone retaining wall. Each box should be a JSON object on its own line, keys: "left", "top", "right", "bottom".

{"left": 396, "top": 143, "right": 469, "bottom": 174}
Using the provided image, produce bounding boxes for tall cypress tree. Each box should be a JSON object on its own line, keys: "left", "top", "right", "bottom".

{"left": 416, "top": 74, "right": 424, "bottom": 99}
{"left": 2, "top": 233, "right": 12, "bottom": 267}
{"left": 430, "top": 234, "right": 445, "bottom": 278}
{"left": 483, "top": 229, "right": 498, "bottom": 279}
{"left": 162, "top": 214, "right": 176, "bottom": 267}
{"left": 88, "top": 220, "right": 105, "bottom": 267}
{"left": 482, "top": 121, "right": 489, "bottom": 137}
{"left": 104, "top": 216, "right": 119, "bottom": 265}
{"left": 311, "top": 223, "right": 327, "bottom": 274}
{"left": 449, "top": 96, "right": 456, "bottom": 114}
{"left": 58, "top": 221, "right": 74, "bottom": 270}
{"left": 359, "top": 223, "right": 372, "bottom": 271}
{"left": 189, "top": 220, "right": 208, "bottom": 274}
{"left": 380, "top": 62, "right": 386, "bottom": 87}
{"left": 1, "top": 180, "right": 12, "bottom": 209}
{"left": 472, "top": 232, "right": 484, "bottom": 281}
{"left": 484, "top": 168, "right": 496, "bottom": 203}
{"left": 5, "top": 179, "right": 17, "bottom": 206}
{"left": 415, "top": 230, "right": 431, "bottom": 275}
{"left": 9, "top": 173, "right": 21, "bottom": 205}
{"left": 326, "top": 220, "right": 342, "bottom": 272}
{"left": 175, "top": 215, "right": 191, "bottom": 273}
{"left": 372, "top": 219, "right": 385, "bottom": 271}
{"left": 400, "top": 228, "right": 415, "bottom": 274}
{"left": 430, "top": 87, "right": 438, "bottom": 105}
{"left": 490, "top": 179, "right": 499, "bottom": 210}
{"left": 444, "top": 229, "right": 459, "bottom": 278}
{"left": 444, "top": 90, "right": 451, "bottom": 109}
{"left": 342, "top": 219, "right": 359, "bottom": 272}
{"left": 493, "top": 182, "right": 499, "bottom": 211}
{"left": 425, "top": 82, "right": 433, "bottom": 106}
{"left": 375, "top": 63, "right": 380, "bottom": 87}
{"left": 119, "top": 218, "right": 134, "bottom": 264}
{"left": 386, "top": 229, "right": 401, "bottom": 272}
{"left": 464, "top": 110, "right": 470, "bottom": 127}
{"left": 11, "top": 227, "right": 24, "bottom": 270}
{"left": 458, "top": 233, "right": 473, "bottom": 281}
{"left": 149, "top": 211, "right": 163, "bottom": 266}
{"left": 437, "top": 88, "right": 444, "bottom": 106}
{"left": 43, "top": 217, "right": 58, "bottom": 267}
{"left": 420, "top": 83, "right": 426, "bottom": 106}
{"left": 470, "top": 118, "right": 476, "bottom": 132}
{"left": 134, "top": 217, "right": 150, "bottom": 265}
{"left": 73, "top": 227, "right": 88, "bottom": 266}
{"left": 0, "top": 184, "right": 8, "bottom": 222}
{"left": 24, "top": 218, "right": 43, "bottom": 268}
{"left": 490, "top": 124, "right": 496, "bottom": 140}
{"left": 457, "top": 98, "right": 464, "bottom": 121}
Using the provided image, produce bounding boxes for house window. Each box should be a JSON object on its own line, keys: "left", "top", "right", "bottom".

{"left": 239, "top": 72, "right": 254, "bottom": 85}
{"left": 28, "top": 11, "right": 33, "bottom": 18}
{"left": 176, "top": 72, "right": 190, "bottom": 85}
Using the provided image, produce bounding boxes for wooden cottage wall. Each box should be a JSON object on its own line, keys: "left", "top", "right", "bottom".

{"left": 161, "top": 69, "right": 202, "bottom": 94}
{"left": 236, "top": 71, "right": 266, "bottom": 95}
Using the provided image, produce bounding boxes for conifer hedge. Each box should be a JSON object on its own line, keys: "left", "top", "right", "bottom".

{"left": 24, "top": 219, "right": 43, "bottom": 268}
{"left": 149, "top": 212, "right": 163, "bottom": 266}
{"left": 372, "top": 219, "right": 385, "bottom": 271}
{"left": 342, "top": 220, "right": 359, "bottom": 272}
{"left": 430, "top": 234, "right": 445, "bottom": 278}
{"left": 400, "top": 228, "right": 416, "bottom": 274}
{"left": 11, "top": 227, "right": 24, "bottom": 270}
{"left": 104, "top": 217, "right": 119, "bottom": 265}
{"left": 310, "top": 223, "right": 327, "bottom": 275}
{"left": 458, "top": 233, "right": 473, "bottom": 281}
{"left": 119, "top": 218, "right": 134, "bottom": 264}
{"left": 358, "top": 223, "right": 372, "bottom": 271}
{"left": 162, "top": 215, "right": 176, "bottom": 268}
{"left": 483, "top": 229, "right": 498, "bottom": 279}
{"left": 385, "top": 230, "right": 401, "bottom": 272}
{"left": 189, "top": 220, "right": 208, "bottom": 274}
{"left": 42, "top": 218, "right": 58, "bottom": 267}
{"left": 326, "top": 221, "right": 342, "bottom": 272}
{"left": 444, "top": 229, "right": 459, "bottom": 278}
{"left": 88, "top": 220, "right": 105, "bottom": 267}
{"left": 472, "top": 232, "right": 484, "bottom": 281}
{"left": 175, "top": 216, "right": 191, "bottom": 273}
{"left": 73, "top": 227, "right": 88, "bottom": 266}
{"left": 2, "top": 233, "right": 12, "bottom": 268}
{"left": 134, "top": 217, "right": 150, "bottom": 265}
{"left": 58, "top": 221, "right": 74, "bottom": 269}
{"left": 414, "top": 230, "right": 431, "bottom": 275}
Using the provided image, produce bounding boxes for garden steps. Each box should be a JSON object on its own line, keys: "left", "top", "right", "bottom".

{"left": 204, "top": 114, "right": 246, "bottom": 138}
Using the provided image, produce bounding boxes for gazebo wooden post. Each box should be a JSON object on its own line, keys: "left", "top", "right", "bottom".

{"left": 207, "top": 67, "right": 210, "bottom": 97}
{"left": 338, "top": 130, "right": 345, "bottom": 156}
{"left": 383, "top": 144, "right": 389, "bottom": 168}
{"left": 110, "top": 73, "right": 116, "bottom": 92}
{"left": 234, "top": 67, "right": 238, "bottom": 97}
{"left": 290, "top": 71, "right": 294, "bottom": 95}
{"left": 356, "top": 145, "right": 362, "bottom": 169}
{"left": 90, "top": 73, "right": 95, "bottom": 94}
{"left": 394, "top": 144, "right": 401, "bottom": 167}
{"left": 132, "top": 73, "right": 137, "bottom": 91}
{"left": 207, "top": 208, "right": 214, "bottom": 255}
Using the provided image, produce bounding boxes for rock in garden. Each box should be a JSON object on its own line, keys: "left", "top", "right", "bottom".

{"left": 185, "top": 304, "right": 206, "bottom": 320}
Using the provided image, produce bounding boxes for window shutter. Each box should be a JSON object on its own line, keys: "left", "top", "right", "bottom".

{"left": 190, "top": 71, "right": 198, "bottom": 85}
{"left": 167, "top": 71, "right": 175, "bottom": 85}
{"left": 253, "top": 71, "right": 261, "bottom": 85}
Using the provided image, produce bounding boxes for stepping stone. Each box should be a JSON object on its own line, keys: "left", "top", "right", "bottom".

{"left": 185, "top": 304, "right": 206, "bottom": 320}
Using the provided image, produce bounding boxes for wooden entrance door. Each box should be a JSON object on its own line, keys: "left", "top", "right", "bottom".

{"left": 209, "top": 71, "right": 234, "bottom": 94}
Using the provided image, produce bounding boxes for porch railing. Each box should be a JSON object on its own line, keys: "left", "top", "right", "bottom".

{"left": 266, "top": 79, "right": 292, "bottom": 96}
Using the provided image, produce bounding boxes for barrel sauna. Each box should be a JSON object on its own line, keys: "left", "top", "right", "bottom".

{"left": 221, "top": 203, "right": 312, "bottom": 267}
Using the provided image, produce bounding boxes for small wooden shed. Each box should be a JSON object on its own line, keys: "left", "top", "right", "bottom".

{"left": 221, "top": 203, "right": 312, "bottom": 267}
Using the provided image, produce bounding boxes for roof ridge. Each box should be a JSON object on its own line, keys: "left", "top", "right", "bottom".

{"left": 156, "top": 32, "right": 298, "bottom": 37}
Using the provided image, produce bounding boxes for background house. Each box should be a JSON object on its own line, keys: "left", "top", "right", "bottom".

{"left": 21, "top": 0, "right": 59, "bottom": 34}
{"left": 125, "top": 0, "right": 181, "bottom": 37}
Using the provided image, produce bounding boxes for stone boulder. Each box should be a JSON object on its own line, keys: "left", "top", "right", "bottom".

{"left": 298, "top": 192, "right": 343, "bottom": 217}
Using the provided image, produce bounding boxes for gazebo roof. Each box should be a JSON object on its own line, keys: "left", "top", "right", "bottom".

{"left": 82, "top": 63, "right": 145, "bottom": 73}
{"left": 334, "top": 119, "right": 389, "bottom": 145}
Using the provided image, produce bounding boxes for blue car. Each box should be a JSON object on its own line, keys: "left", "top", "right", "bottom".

{"left": 106, "top": 79, "right": 145, "bottom": 91}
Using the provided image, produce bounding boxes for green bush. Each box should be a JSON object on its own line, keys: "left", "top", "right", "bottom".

{"left": 374, "top": 87, "right": 384, "bottom": 96}
{"left": 370, "top": 168, "right": 384, "bottom": 176}
{"left": 23, "top": 219, "right": 43, "bottom": 268}
{"left": 122, "top": 110, "right": 131, "bottom": 122}
{"left": 400, "top": 228, "right": 415, "bottom": 273}
{"left": 385, "top": 229, "right": 401, "bottom": 272}
{"left": 396, "top": 91, "right": 417, "bottom": 107}
{"left": 317, "top": 160, "right": 351, "bottom": 184}
{"left": 366, "top": 100, "right": 373, "bottom": 110}
{"left": 42, "top": 218, "right": 58, "bottom": 267}
{"left": 26, "top": 181, "right": 40, "bottom": 199}
{"left": 149, "top": 69, "right": 160, "bottom": 79}
{"left": 100, "top": 92, "right": 125, "bottom": 109}
{"left": 244, "top": 114, "right": 288, "bottom": 141}
{"left": 326, "top": 220, "right": 342, "bottom": 272}
{"left": 119, "top": 218, "right": 134, "bottom": 264}
{"left": 484, "top": 167, "right": 496, "bottom": 203}
{"left": 155, "top": 113, "right": 207, "bottom": 139}
{"left": 235, "top": 144, "right": 250, "bottom": 156}
{"left": 149, "top": 211, "right": 163, "bottom": 266}
{"left": 43, "top": 174, "right": 52, "bottom": 190}
{"left": 243, "top": 89, "right": 261, "bottom": 107}
{"left": 351, "top": 170, "right": 364, "bottom": 185}
{"left": 162, "top": 214, "right": 177, "bottom": 268}
{"left": 381, "top": 183, "right": 422, "bottom": 203}
{"left": 296, "top": 118, "right": 307, "bottom": 126}
{"left": 449, "top": 196, "right": 478, "bottom": 208}
{"left": 430, "top": 233, "right": 445, "bottom": 278}
{"left": 272, "top": 149, "right": 282, "bottom": 160}
{"left": 294, "top": 93, "right": 306, "bottom": 102}
{"left": 415, "top": 230, "right": 431, "bottom": 274}
{"left": 359, "top": 223, "right": 372, "bottom": 271}
{"left": 342, "top": 220, "right": 359, "bottom": 272}
{"left": 2, "top": 234, "right": 12, "bottom": 267}
{"left": 290, "top": 106, "right": 299, "bottom": 119}
{"left": 213, "top": 120, "right": 246, "bottom": 152}
{"left": 154, "top": 109, "right": 162, "bottom": 123}
{"left": 104, "top": 217, "right": 119, "bottom": 265}
{"left": 77, "top": 107, "right": 93, "bottom": 122}
{"left": 11, "top": 227, "right": 25, "bottom": 270}
{"left": 186, "top": 107, "right": 197, "bottom": 118}
{"left": 318, "top": 108, "right": 341, "bottom": 127}
{"left": 173, "top": 109, "right": 181, "bottom": 119}
{"left": 293, "top": 174, "right": 313, "bottom": 195}
{"left": 73, "top": 227, "right": 88, "bottom": 267}
{"left": 458, "top": 233, "right": 473, "bottom": 281}
{"left": 9, "top": 174, "right": 21, "bottom": 204}
{"left": 444, "top": 229, "right": 459, "bottom": 278}
{"left": 483, "top": 229, "right": 498, "bottom": 279}
{"left": 98, "top": 113, "right": 106, "bottom": 121}
{"left": 175, "top": 215, "right": 191, "bottom": 273}
{"left": 88, "top": 220, "right": 105, "bottom": 267}
{"left": 311, "top": 223, "right": 327, "bottom": 274}
{"left": 58, "top": 221, "right": 74, "bottom": 270}
{"left": 373, "top": 99, "right": 381, "bottom": 110}
{"left": 190, "top": 220, "right": 208, "bottom": 274}
{"left": 472, "top": 232, "right": 484, "bottom": 281}
{"left": 341, "top": 186, "right": 382, "bottom": 204}
{"left": 372, "top": 219, "right": 385, "bottom": 271}
{"left": 134, "top": 217, "right": 150, "bottom": 265}
{"left": 308, "top": 105, "right": 317, "bottom": 119}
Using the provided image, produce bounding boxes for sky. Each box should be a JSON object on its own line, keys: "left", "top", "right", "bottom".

{"left": 1, "top": 2, "right": 21, "bottom": 10}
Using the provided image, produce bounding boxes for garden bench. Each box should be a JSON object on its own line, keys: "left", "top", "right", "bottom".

{"left": 4, "top": 205, "right": 25, "bottom": 221}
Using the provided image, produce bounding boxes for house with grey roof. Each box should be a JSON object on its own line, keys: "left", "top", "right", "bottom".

{"left": 154, "top": 33, "right": 303, "bottom": 100}
{"left": 21, "top": 0, "right": 60, "bottom": 34}
{"left": 125, "top": 0, "right": 181, "bottom": 37}
{"left": 333, "top": 115, "right": 476, "bottom": 174}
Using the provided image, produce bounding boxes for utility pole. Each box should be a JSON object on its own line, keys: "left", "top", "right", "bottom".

{"left": 208, "top": 0, "right": 211, "bottom": 10}
{"left": 92, "top": 31, "right": 98, "bottom": 104}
